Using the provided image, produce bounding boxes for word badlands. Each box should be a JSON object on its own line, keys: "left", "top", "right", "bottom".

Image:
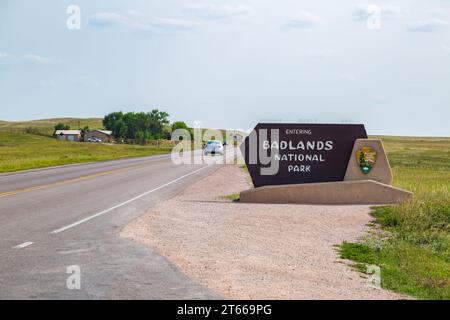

{"left": 262, "top": 140, "right": 334, "bottom": 151}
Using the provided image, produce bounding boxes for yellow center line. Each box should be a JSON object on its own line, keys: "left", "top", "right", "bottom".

{"left": 0, "top": 164, "right": 146, "bottom": 198}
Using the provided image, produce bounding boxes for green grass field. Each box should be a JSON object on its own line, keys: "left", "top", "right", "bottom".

{"left": 0, "top": 132, "right": 173, "bottom": 173}
{"left": 340, "top": 136, "right": 450, "bottom": 300}
{"left": 0, "top": 118, "right": 249, "bottom": 173}
{"left": 0, "top": 118, "right": 173, "bottom": 173}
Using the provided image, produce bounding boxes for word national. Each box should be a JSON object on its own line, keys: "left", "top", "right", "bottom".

{"left": 274, "top": 153, "right": 325, "bottom": 162}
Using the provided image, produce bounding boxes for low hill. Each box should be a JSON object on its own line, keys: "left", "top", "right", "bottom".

{"left": 0, "top": 118, "right": 104, "bottom": 136}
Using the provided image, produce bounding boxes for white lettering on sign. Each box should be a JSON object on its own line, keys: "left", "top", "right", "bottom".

{"left": 263, "top": 140, "right": 333, "bottom": 151}
{"left": 274, "top": 154, "right": 325, "bottom": 162}
{"left": 285, "top": 129, "right": 312, "bottom": 135}
{"left": 288, "top": 165, "right": 311, "bottom": 172}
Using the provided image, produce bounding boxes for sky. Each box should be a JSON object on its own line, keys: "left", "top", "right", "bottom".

{"left": 0, "top": 0, "right": 449, "bottom": 136}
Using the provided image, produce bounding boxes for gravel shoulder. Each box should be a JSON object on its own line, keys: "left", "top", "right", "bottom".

{"left": 121, "top": 165, "right": 404, "bottom": 299}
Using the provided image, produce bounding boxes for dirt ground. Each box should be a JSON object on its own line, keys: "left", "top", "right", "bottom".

{"left": 121, "top": 165, "right": 404, "bottom": 299}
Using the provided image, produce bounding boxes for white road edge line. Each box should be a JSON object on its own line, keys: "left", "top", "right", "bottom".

{"left": 13, "top": 242, "right": 34, "bottom": 249}
{"left": 50, "top": 165, "right": 210, "bottom": 234}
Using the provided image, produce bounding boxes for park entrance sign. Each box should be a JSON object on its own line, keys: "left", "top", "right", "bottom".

{"left": 240, "top": 123, "right": 368, "bottom": 188}
{"left": 239, "top": 123, "right": 413, "bottom": 205}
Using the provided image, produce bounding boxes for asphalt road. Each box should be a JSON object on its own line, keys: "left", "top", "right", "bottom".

{"left": 0, "top": 151, "right": 232, "bottom": 299}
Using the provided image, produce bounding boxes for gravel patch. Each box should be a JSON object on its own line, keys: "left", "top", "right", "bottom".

{"left": 121, "top": 165, "right": 404, "bottom": 299}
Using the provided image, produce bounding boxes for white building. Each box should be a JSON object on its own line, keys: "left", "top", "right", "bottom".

{"left": 54, "top": 130, "right": 82, "bottom": 142}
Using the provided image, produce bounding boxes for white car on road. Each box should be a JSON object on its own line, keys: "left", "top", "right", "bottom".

{"left": 87, "top": 137, "right": 102, "bottom": 143}
{"left": 204, "top": 140, "right": 224, "bottom": 155}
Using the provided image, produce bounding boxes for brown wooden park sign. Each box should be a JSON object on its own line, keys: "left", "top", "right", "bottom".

{"left": 240, "top": 123, "right": 367, "bottom": 188}
{"left": 239, "top": 123, "right": 413, "bottom": 205}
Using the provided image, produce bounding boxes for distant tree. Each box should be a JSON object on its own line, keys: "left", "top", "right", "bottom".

{"left": 103, "top": 109, "right": 170, "bottom": 141}
{"left": 171, "top": 121, "right": 192, "bottom": 140}
{"left": 81, "top": 126, "right": 90, "bottom": 133}
{"left": 54, "top": 123, "right": 70, "bottom": 131}
{"left": 135, "top": 130, "right": 146, "bottom": 145}
{"left": 171, "top": 121, "right": 188, "bottom": 131}
{"left": 103, "top": 112, "right": 124, "bottom": 138}
{"left": 115, "top": 119, "right": 128, "bottom": 139}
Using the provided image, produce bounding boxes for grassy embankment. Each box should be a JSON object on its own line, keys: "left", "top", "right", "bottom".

{"left": 0, "top": 118, "right": 173, "bottom": 173}
{"left": 340, "top": 136, "right": 450, "bottom": 300}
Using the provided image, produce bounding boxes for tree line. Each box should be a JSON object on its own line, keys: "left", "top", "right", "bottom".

{"left": 103, "top": 110, "right": 171, "bottom": 142}
{"left": 54, "top": 109, "right": 190, "bottom": 144}
{"left": 54, "top": 123, "right": 90, "bottom": 133}
{"left": 104, "top": 110, "right": 192, "bottom": 144}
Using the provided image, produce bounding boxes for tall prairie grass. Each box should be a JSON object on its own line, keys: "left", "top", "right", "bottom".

{"left": 341, "top": 136, "right": 450, "bottom": 299}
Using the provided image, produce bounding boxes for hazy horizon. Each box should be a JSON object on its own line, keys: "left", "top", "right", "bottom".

{"left": 1, "top": 116, "right": 449, "bottom": 138}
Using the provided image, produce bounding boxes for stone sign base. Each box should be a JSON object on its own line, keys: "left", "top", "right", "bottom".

{"left": 240, "top": 180, "right": 413, "bottom": 205}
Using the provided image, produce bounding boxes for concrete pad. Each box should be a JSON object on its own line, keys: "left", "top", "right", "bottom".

{"left": 240, "top": 180, "right": 413, "bottom": 205}
{"left": 344, "top": 139, "right": 393, "bottom": 185}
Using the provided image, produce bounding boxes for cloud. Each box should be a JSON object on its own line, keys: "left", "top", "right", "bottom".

{"left": 339, "top": 73, "right": 356, "bottom": 81}
{"left": 90, "top": 11, "right": 201, "bottom": 34}
{"left": 308, "top": 48, "right": 336, "bottom": 58}
{"left": 0, "top": 52, "right": 11, "bottom": 59}
{"left": 353, "top": 4, "right": 405, "bottom": 21}
{"left": 144, "top": 17, "right": 201, "bottom": 33}
{"left": 443, "top": 44, "right": 450, "bottom": 54}
{"left": 20, "top": 54, "right": 53, "bottom": 65}
{"left": 183, "top": 4, "right": 250, "bottom": 20}
{"left": 351, "top": 4, "right": 449, "bottom": 33}
{"left": 370, "top": 95, "right": 387, "bottom": 103}
{"left": 286, "top": 11, "right": 320, "bottom": 29}
{"left": 89, "top": 12, "right": 130, "bottom": 27}
{"left": 0, "top": 52, "right": 53, "bottom": 68}
{"left": 36, "top": 77, "right": 100, "bottom": 89}
{"left": 37, "top": 79, "right": 57, "bottom": 89}
{"left": 407, "top": 19, "right": 449, "bottom": 32}
{"left": 127, "top": 9, "right": 145, "bottom": 18}
{"left": 73, "top": 77, "right": 100, "bottom": 88}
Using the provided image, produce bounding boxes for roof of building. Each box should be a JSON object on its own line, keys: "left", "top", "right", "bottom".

{"left": 91, "top": 130, "right": 113, "bottom": 136}
{"left": 55, "top": 130, "right": 81, "bottom": 135}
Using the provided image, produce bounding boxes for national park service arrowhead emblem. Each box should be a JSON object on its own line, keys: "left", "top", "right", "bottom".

{"left": 356, "top": 146, "right": 377, "bottom": 174}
